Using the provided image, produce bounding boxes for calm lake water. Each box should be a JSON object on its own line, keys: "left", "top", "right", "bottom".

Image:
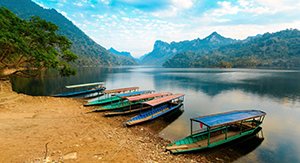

{"left": 10, "top": 66, "right": 300, "bottom": 162}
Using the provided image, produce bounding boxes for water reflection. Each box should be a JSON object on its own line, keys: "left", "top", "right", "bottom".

{"left": 9, "top": 66, "right": 300, "bottom": 162}
{"left": 201, "top": 128, "right": 265, "bottom": 162}
{"left": 138, "top": 107, "right": 184, "bottom": 134}
{"left": 152, "top": 69, "right": 300, "bottom": 101}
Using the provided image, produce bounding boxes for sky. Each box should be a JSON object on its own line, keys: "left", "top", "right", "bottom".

{"left": 33, "top": 0, "right": 300, "bottom": 58}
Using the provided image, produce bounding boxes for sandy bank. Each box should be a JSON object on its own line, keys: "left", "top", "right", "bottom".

{"left": 0, "top": 81, "right": 208, "bottom": 162}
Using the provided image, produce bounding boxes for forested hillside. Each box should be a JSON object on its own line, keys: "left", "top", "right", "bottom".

{"left": 140, "top": 32, "right": 236, "bottom": 65}
{"left": 0, "top": 0, "right": 136, "bottom": 66}
{"left": 163, "top": 29, "right": 300, "bottom": 68}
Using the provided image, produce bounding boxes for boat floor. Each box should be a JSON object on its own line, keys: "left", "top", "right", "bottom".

{"left": 167, "top": 131, "right": 240, "bottom": 151}
{"left": 126, "top": 107, "right": 171, "bottom": 125}
{"left": 104, "top": 106, "right": 151, "bottom": 116}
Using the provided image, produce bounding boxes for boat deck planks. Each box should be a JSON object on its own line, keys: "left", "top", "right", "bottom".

{"left": 167, "top": 131, "right": 239, "bottom": 152}
{"left": 126, "top": 107, "right": 170, "bottom": 125}
{"left": 104, "top": 106, "right": 151, "bottom": 116}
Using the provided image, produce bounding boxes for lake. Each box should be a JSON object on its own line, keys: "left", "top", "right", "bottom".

{"left": 10, "top": 66, "right": 300, "bottom": 162}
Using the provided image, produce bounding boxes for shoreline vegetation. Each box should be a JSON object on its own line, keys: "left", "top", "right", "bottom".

{"left": 0, "top": 80, "right": 208, "bottom": 162}
{"left": 0, "top": 7, "right": 77, "bottom": 78}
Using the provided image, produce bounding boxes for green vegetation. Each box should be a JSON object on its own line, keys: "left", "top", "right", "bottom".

{"left": 0, "top": 0, "right": 136, "bottom": 66}
{"left": 163, "top": 29, "right": 300, "bottom": 69}
{"left": 0, "top": 7, "right": 77, "bottom": 76}
{"left": 141, "top": 32, "right": 236, "bottom": 65}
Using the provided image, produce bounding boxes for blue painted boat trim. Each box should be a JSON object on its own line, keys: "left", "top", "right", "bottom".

{"left": 125, "top": 103, "right": 183, "bottom": 126}
{"left": 53, "top": 87, "right": 106, "bottom": 97}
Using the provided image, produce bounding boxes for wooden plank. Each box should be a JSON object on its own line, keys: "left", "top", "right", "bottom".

{"left": 166, "top": 145, "right": 189, "bottom": 150}
{"left": 66, "top": 82, "right": 105, "bottom": 88}
{"left": 104, "top": 106, "right": 151, "bottom": 116}
{"left": 126, "top": 92, "right": 172, "bottom": 102}
{"left": 104, "top": 87, "right": 139, "bottom": 94}
{"left": 126, "top": 107, "right": 170, "bottom": 125}
{"left": 143, "top": 94, "right": 184, "bottom": 106}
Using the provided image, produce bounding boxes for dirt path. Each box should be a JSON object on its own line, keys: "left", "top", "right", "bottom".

{"left": 0, "top": 81, "right": 208, "bottom": 162}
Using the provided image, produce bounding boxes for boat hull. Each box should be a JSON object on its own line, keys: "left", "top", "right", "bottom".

{"left": 167, "top": 126, "right": 262, "bottom": 154}
{"left": 84, "top": 96, "right": 121, "bottom": 106}
{"left": 53, "top": 87, "right": 105, "bottom": 97}
{"left": 125, "top": 103, "right": 183, "bottom": 126}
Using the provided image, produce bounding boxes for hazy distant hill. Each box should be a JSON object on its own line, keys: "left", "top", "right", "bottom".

{"left": 140, "top": 32, "right": 236, "bottom": 65}
{"left": 163, "top": 29, "right": 300, "bottom": 68}
{"left": 0, "top": 0, "right": 136, "bottom": 66}
{"left": 108, "top": 47, "right": 138, "bottom": 64}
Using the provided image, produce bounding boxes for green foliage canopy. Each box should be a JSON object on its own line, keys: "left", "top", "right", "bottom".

{"left": 0, "top": 7, "right": 77, "bottom": 76}
{"left": 163, "top": 29, "right": 300, "bottom": 69}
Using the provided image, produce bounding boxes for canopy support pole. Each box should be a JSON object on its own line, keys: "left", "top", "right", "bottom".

{"left": 225, "top": 125, "right": 228, "bottom": 140}
{"left": 240, "top": 120, "right": 243, "bottom": 135}
{"left": 190, "top": 120, "right": 193, "bottom": 135}
{"left": 207, "top": 127, "right": 211, "bottom": 146}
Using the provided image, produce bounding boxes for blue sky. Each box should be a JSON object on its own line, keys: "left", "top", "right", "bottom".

{"left": 33, "top": 0, "right": 300, "bottom": 57}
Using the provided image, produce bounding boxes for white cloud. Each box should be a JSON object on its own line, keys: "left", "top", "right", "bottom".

{"left": 207, "top": 1, "right": 240, "bottom": 17}
{"left": 152, "top": 0, "right": 195, "bottom": 18}
{"left": 39, "top": 0, "right": 300, "bottom": 57}
{"left": 171, "top": 0, "right": 194, "bottom": 9}
{"left": 193, "top": 20, "right": 300, "bottom": 40}
{"left": 73, "top": 2, "right": 83, "bottom": 7}
{"left": 207, "top": 0, "right": 300, "bottom": 18}
{"left": 100, "top": 0, "right": 110, "bottom": 5}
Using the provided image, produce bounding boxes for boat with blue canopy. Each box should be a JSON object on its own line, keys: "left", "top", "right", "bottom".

{"left": 124, "top": 94, "right": 184, "bottom": 126}
{"left": 87, "top": 90, "right": 154, "bottom": 107}
{"left": 166, "top": 110, "right": 266, "bottom": 154}
{"left": 53, "top": 82, "right": 105, "bottom": 98}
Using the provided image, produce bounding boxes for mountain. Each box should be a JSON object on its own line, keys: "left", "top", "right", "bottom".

{"left": 108, "top": 47, "right": 138, "bottom": 64}
{"left": 140, "top": 32, "right": 236, "bottom": 65}
{"left": 140, "top": 40, "right": 175, "bottom": 65}
{"left": 0, "top": 0, "right": 136, "bottom": 66}
{"left": 163, "top": 29, "right": 300, "bottom": 68}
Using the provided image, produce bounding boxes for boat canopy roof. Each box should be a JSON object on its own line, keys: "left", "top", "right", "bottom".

{"left": 66, "top": 82, "right": 105, "bottom": 88}
{"left": 104, "top": 87, "right": 139, "bottom": 94}
{"left": 191, "top": 110, "right": 266, "bottom": 127}
{"left": 143, "top": 94, "right": 184, "bottom": 107}
{"left": 126, "top": 92, "right": 172, "bottom": 102}
{"left": 116, "top": 90, "right": 154, "bottom": 98}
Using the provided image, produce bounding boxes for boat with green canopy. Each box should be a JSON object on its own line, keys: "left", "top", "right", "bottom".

{"left": 124, "top": 94, "right": 185, "bottom": 126}
{"left": 103, "top": 92, "right": 172, "bottom": 115}
{"left": 89, "top": 90, "right": 154, "bottom": 109}
{"left": 93, "top": 91, "right": 166, "bottom": 112}
{"left": 166, "top": 110, "right": 266, "bottom": 154}
{"left": 87, "top": 87, "right": 139, "bottom": 103}
{"left": 84, "top": 88, "right": 147, "bottom": 106}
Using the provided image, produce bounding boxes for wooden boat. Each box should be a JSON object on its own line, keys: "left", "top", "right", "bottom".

{"left": 124, "top": 94, "right": 185, "bottom": 126}
{"left": 98, "top": 92, "right": 172, "bottom": 114}
{"left": 87, "top": 87, "right": 139, "bottom": 103}
{"left": 86, "top": 90, "right": 154, "bottom": 107}
{"left": 65, "top": 82, "right": 105, "bottom": 88}
{"left": 166, "top": 110, "right": 266, "bottom": 154}
{"left": 53, "top": 82, "right": 105, "bottom": 97}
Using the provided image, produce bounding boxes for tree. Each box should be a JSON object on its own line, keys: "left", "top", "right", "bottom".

{"left": 0, "top": 7, "right": 77, "bottom": 77}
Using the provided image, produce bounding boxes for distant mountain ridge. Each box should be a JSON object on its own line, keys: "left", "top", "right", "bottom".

{"left": 163, "top": 29, "right": 300, "bottom": 68}
{"left": 0, "top": 0, "right": 136, "bottom": 66}
{"left": 140, "top": 32, "right": 236, "bottom": 65}
{"left": 108, "top": 47, "right": 138, "bottom": 64}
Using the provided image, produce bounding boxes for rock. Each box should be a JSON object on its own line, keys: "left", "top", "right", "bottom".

{"left": 83, "top": 137, "right": 95, "bottom": 143}
{"left": 215, "top": 157, "right": 224, "bottom": 161}
{"left": 63, "top": 152, "right": 77, "bottom": 160}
